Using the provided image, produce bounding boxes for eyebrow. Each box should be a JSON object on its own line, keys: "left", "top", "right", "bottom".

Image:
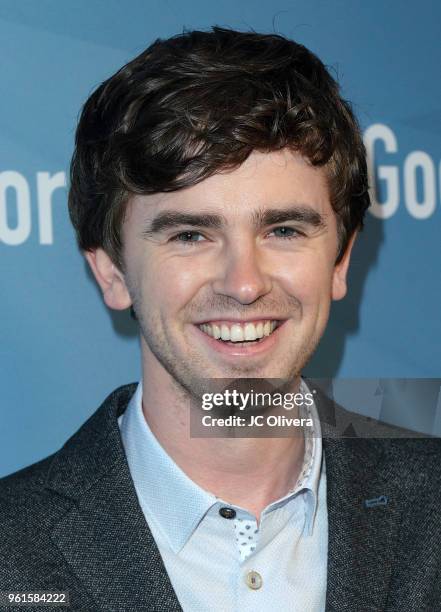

{"left": 142, "top": 205, "right": 326, "bottom": 236}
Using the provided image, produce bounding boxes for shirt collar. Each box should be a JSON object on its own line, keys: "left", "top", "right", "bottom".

{"left": 259, "top": 379, "right": 323, "bottom": 535}
{"left": 119, "top": 378, "right": 323, "bottom": 552}
{"left": 298, "top": 378, "right": 323, "bottom": 534}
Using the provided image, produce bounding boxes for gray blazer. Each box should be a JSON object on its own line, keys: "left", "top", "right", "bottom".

{"left": 1, "top": 383, "right": 441, "bottom": 611}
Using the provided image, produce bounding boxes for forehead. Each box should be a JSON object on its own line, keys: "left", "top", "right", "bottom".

{"left": 125, "top": 148, "right": 332, "bottom": 224}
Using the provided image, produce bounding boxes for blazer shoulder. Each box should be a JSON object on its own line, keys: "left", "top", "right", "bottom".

{"left": 0, "top": 382, "right": 137, "bottom": 514}
{"left": 336, "top": 405, "right": 441, "bottom": 484}
{"left": 0, "top": 453, "right": 71, "bottom": 562}
{"left": 309, "top": 380, "right": 439, "bottom": 441}
{"left": 0, "top": 383, "right": 139, "bottom": 588}
{"left": 0, "top": 454, "right": 55, "bottom": 497}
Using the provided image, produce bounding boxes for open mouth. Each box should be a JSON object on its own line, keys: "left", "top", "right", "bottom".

{"left": 196, "top": 319, "right": 285, "bottom": 347}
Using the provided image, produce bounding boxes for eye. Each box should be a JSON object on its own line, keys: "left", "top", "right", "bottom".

{"left": 269, "top": 226, "right": 302, "bottom": 239}
{"left": 169, "top": 230, "right": 206, "bottom": 245}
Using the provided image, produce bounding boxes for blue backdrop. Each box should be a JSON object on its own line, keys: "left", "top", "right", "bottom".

{"left": 1, "top": 0, "right": 440, "bottom": 477}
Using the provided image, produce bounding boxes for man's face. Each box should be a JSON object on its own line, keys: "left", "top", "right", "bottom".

{"left": 118, "top": 149, "right": 353, "bottom": 398}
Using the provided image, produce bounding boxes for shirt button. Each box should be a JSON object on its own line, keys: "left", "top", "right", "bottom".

{"left": 219, "top": 507, "right": 236, "bottom": 519}
{"left": 246, "top": 570, "right": 263, "bottom": 590}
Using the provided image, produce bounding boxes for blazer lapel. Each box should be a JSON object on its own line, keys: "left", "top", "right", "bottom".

{"left": 323, "top": 437, "right": 402, "bottom": 611}
{"left": 45, "top": 385, "right": 182, "bottom": 611}
{"left": 314, "top": 385, "right": 402, "bottom": 612}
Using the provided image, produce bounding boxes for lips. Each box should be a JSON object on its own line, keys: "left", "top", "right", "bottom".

{"left": 192, "top": 319, "right": 288, "bottom": 356}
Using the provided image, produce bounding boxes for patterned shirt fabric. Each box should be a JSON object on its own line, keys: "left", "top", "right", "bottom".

{"left": 118, "top": 380, "right": 327, "bottom": 612}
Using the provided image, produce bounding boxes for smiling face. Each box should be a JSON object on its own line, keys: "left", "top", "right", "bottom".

{"left": 87, "top": 149, "right": 355, "bottom": 399}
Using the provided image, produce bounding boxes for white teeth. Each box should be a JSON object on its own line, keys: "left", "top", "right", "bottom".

{"left": 244, "top": 323, "right": 257, "bottom": 341}
{"left": 220, "top": 325, "right": 231, "bottom": 341}
{"left": 199, "top": 319, "right": 280, "bottom": 342}
{"left": 230, "top": 324, "right": 244, "bottom": 342}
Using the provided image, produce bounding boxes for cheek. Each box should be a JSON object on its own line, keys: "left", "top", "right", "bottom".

{"left": 277, "top": 253, "right": 335, "bottom": 305}
{"left": 146, "top": 256, "right": 207, "bottom": 312}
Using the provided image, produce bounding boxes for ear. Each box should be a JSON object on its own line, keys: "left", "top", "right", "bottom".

{"left": 331, "top": 231, "right": 358, "bottom": 301}
{"left": 84, "top": 248, "right": 132, "bottom": 310}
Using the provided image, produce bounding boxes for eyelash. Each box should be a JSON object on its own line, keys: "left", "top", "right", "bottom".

{"left": 169, "top": 227, "right": 303, "bottom": 246}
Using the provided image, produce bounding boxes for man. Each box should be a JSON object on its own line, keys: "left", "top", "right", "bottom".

{"left": 1, "top": 26, "right": 441, "bottom": 612}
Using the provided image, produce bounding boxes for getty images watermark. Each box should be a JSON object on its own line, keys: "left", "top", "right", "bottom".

{"left": 189, "top": 378, "right": 317, "bottom": 438}
{"left": 189, "top": 378, "right": 441, "bottom": 439}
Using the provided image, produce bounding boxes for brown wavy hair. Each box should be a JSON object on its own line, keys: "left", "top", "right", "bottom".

{"left": 68, "top": 26, "right": 370, "bottom": 270}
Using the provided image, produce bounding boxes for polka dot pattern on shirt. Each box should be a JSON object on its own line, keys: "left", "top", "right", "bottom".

{"left": 234, "top": 517, "right": 259, "bottom": 561}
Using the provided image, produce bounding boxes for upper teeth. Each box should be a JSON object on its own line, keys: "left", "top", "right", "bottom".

{"left": 199, "top": 320, "right": 278, "bottom": 342}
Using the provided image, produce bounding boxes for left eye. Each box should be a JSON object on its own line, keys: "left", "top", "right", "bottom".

{"left": 171, "top": 231, "right": 205, "bottom": 243}
{"left": 270, "top": 227, "right": 300, "bottom": 239}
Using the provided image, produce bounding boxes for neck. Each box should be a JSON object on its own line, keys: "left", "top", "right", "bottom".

{"left": 140, "top": 355, "right": 305, "bottom": 520}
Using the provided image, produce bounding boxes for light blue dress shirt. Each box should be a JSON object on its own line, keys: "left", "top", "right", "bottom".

{"left": 118, "top": 380, "right": 328, "bottom": 611}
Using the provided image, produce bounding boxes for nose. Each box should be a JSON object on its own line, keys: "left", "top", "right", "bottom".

{"left": 211, "top": 239, "right": 272, "bottom": 304}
